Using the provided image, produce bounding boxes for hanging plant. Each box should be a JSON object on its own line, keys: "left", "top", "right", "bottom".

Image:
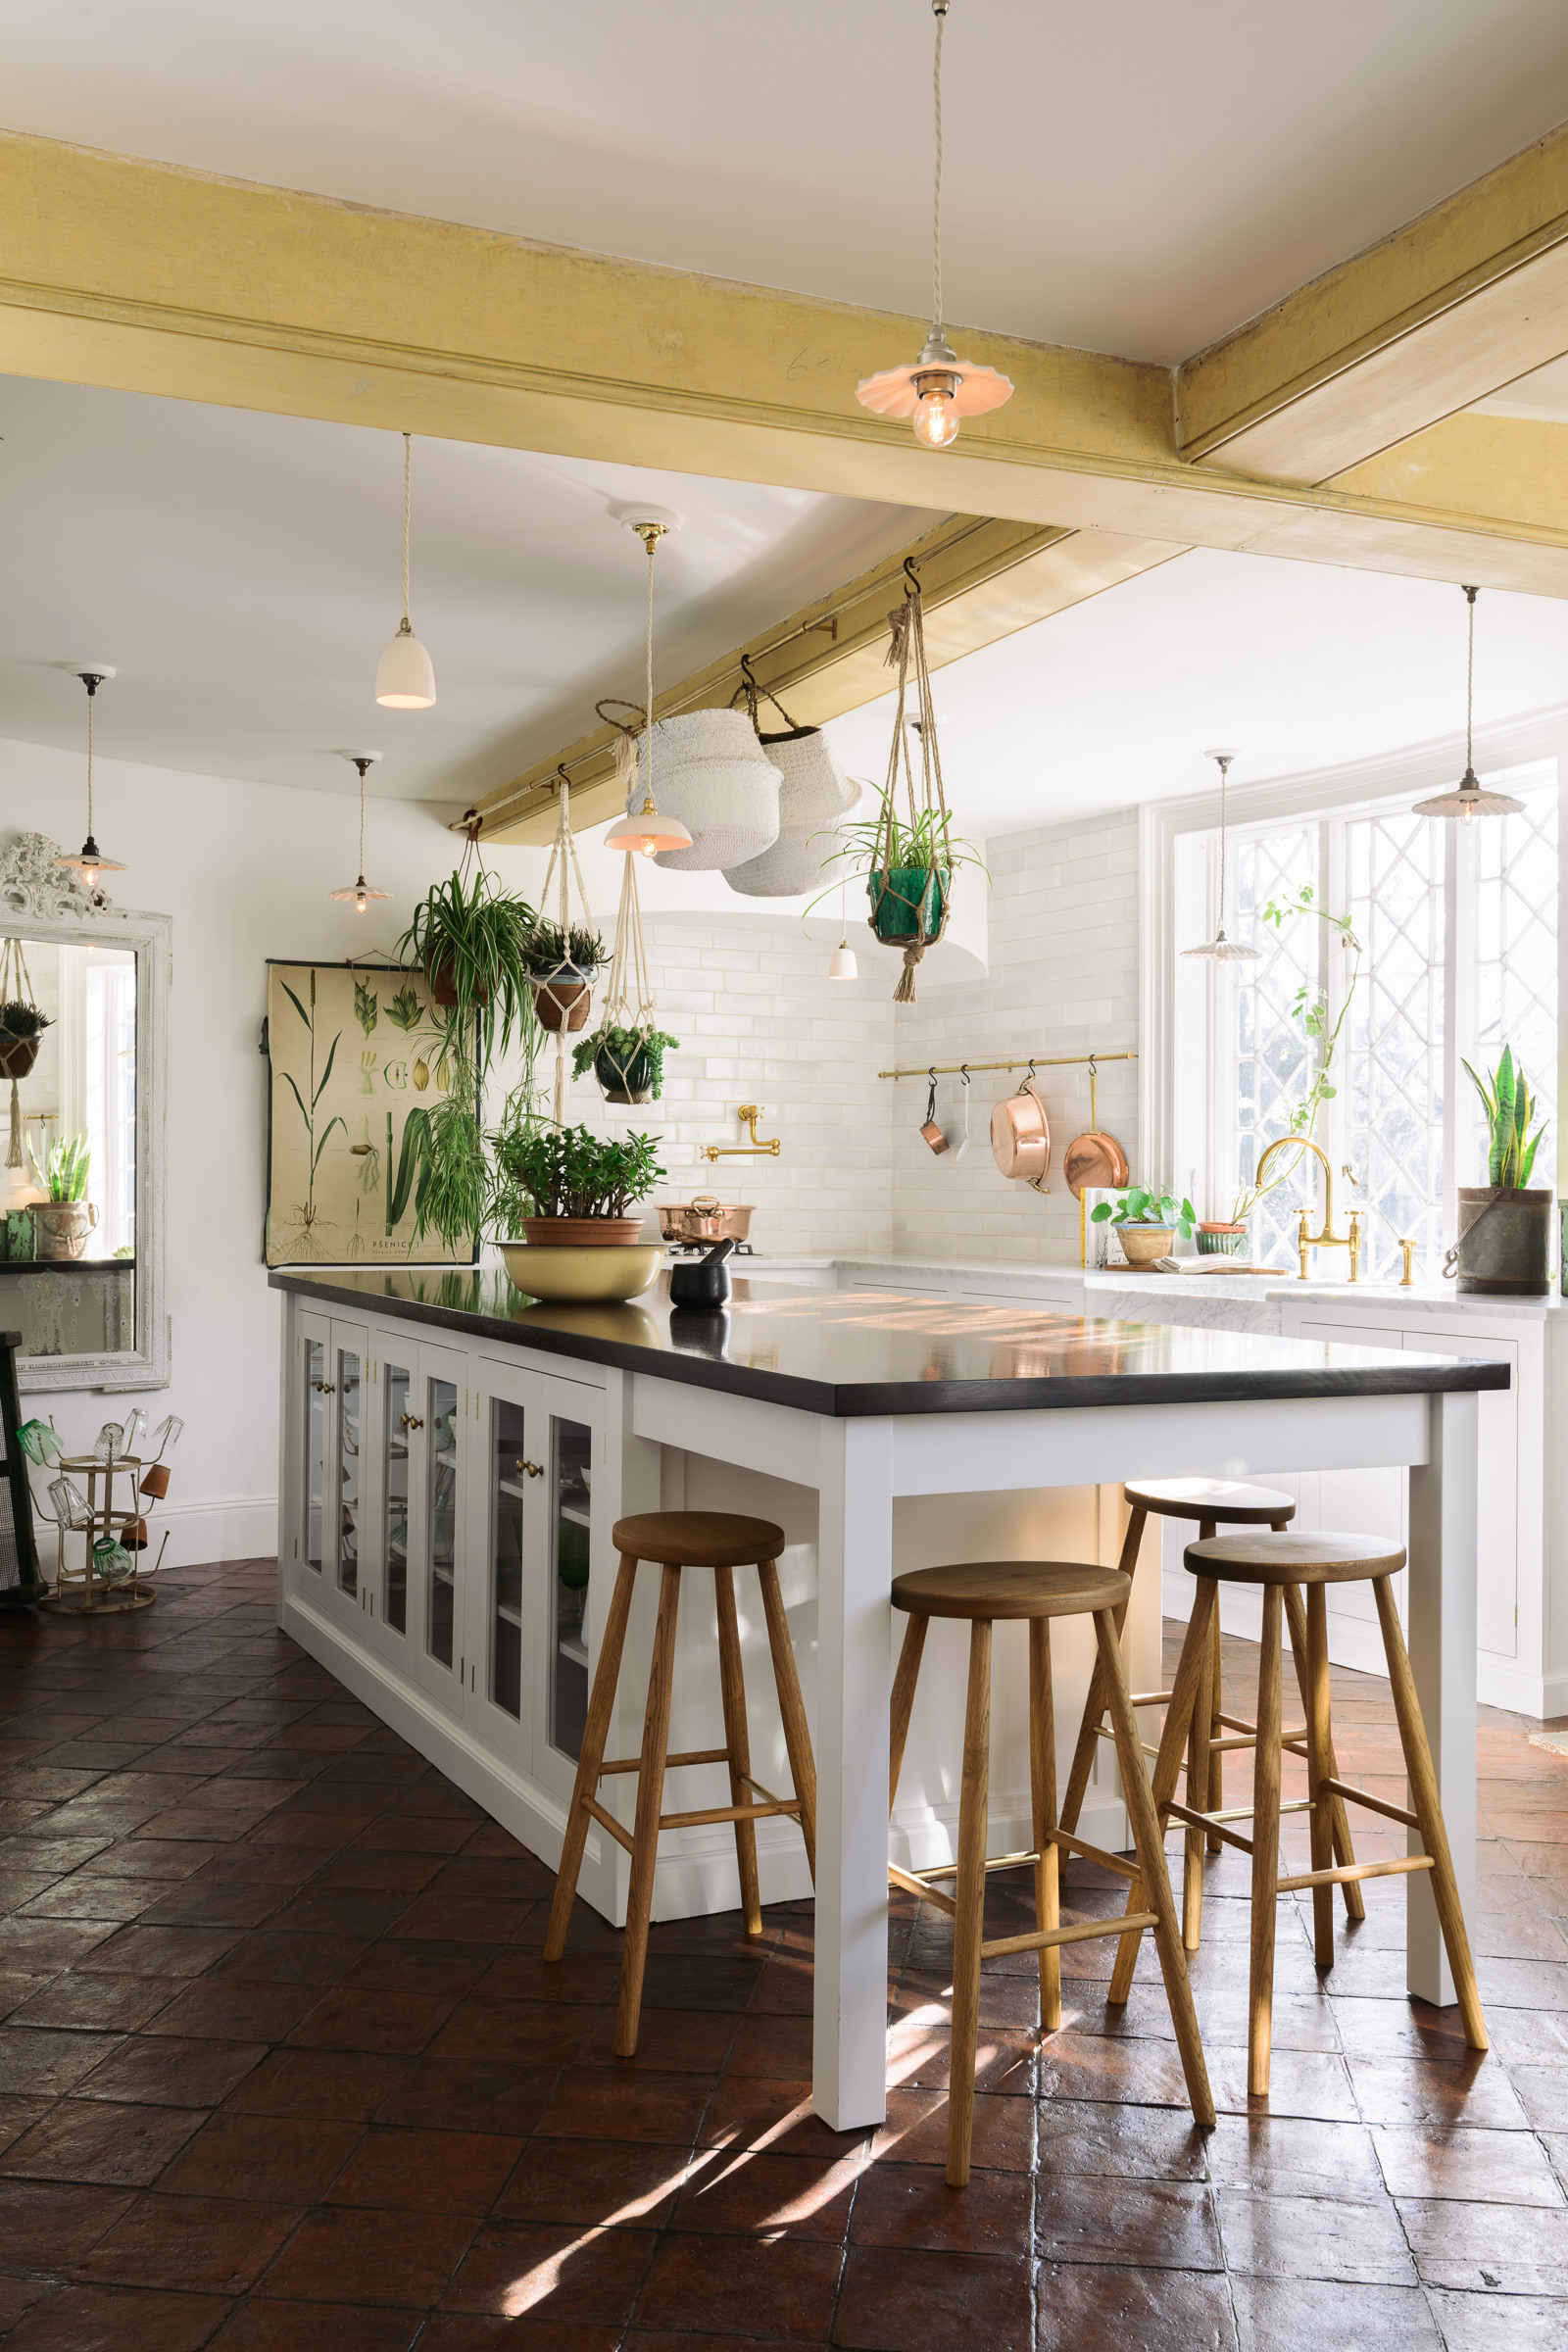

{"left": 523, "top": 918, "right": 609, "bottom": 1035}
{"left": 572, "top": 1025, "right": 678, "bottom": 1104}
{"left": 394, "top": 833, "right": 536, "bottom": 1084}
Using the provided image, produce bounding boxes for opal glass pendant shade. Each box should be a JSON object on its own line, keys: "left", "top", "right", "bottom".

{"left": 375, "top": 620, "right": 436, "bottom": 710}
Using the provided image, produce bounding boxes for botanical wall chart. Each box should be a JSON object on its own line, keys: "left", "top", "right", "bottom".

{"left": 264, "top": 962, "right": 474, "bottom": 1268}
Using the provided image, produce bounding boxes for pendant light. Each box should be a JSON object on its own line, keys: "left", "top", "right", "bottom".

{"left": 55, "top": 669, "right": 125, "bottom": 888}
{"left": 855, "top": 0, "right": 1012, "bottom": 450}
{"left": 1182, "top": 751, "right": 1260, "bottom": 962}
{"left": 329, "top": 753, "right": 391, "bottom": 911}
{"left": 604, "top": 516, "right": 694, "bottom": 856}
{"left": 374, "top": 432, "right": 436, "bottom": 710}
{"left": 828, "top": 876, "right": 858, "bottom": 979}
{"left": 1411, "top": 586, "right": 1524, "bottom": 823}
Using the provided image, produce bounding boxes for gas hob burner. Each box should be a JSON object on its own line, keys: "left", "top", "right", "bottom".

{"left": 668, "top": 1240, "right": 755, "bottom": 1259}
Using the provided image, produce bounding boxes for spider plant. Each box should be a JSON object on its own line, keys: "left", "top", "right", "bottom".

{"left": 805, "top": 788, "right": 986, "bottom": 918}
{"left": 395, "top": 862, "right": 537, "bottom": 1079}
{"left": 522, "top": 920, "right": 609, "bottom": 976}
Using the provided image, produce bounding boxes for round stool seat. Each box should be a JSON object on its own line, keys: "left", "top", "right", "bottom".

{"left": 892, "top": 1560, "right": 1131, "bottom": 1622}
{"left": 1124, "top": 1476, "right": 1296, "bottom": 1524}
{"left": 1186, "top": 1529, "right": 1404, "bottom": 1586}
{"left": 611, "top": 1510, "right": 786, "bottom": 1568}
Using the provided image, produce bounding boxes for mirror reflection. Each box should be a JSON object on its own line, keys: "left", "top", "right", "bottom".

{"left": 0, "top": 936, "right": 136, "bottom": 1358}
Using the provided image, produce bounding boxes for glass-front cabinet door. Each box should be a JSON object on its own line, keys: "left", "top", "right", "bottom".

{"left": 324, "top": 1321, "right": 369, "bottom": 1636}
{"left": 393, "top": 1339, "right": 469, "bottom": 1710}
{"left": 549, "top": 1409, "right": 594, "bottom": 1768}
{"left": 294, "top": 1310, "right": 331, "bottom": 1590}
{"left": 374, "top": 1348, "right": 414, "bottom": 1647}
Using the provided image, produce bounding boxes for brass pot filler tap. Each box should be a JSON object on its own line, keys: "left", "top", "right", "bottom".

{"left": 702, "top": 1104, "right": 781, "bottom": 1163}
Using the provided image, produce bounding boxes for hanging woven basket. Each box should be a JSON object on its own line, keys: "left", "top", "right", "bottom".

{"left": 725, "top": 728, "right": 859, "bottom": 898}
{"left": 633, "top": 710, "right": 782, "bottom": 872}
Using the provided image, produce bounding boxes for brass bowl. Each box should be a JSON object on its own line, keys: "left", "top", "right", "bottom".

{"left": 498, "top": 1241, "right": 663, "bottom": 1304}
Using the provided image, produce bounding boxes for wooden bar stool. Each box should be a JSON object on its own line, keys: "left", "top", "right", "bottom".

{"left": 887, "top": 1558, "right": 1214, "bottom": 2187}
{"left": 1060, "top": 1475, "right": 1363, "bottom": 1940}
{"left": 543, "top": 1511, "right": 816, "bottom": 2058}
{"left": 1111, "top": 1529, "right": 1487, "bottom": 2096}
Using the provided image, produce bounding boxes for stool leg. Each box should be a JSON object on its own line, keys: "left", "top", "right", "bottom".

{"left": 1372, "top": 1574, "right": 1488, "bottom": 2052}
{"left": 1184, "top": 1595, "right": 1214, "bottom": 1952}
{"left": 1249, "top": 1583, "right": 1284, "bottom": 2097}
{"left": 544, "top": 1551, "right": 638, "bottom": 1965}
{"left": 1109, "top": 1579, "right": 1214, "bottom": 2003}
{"left": 1200, "top": 1521, "right": 1224, "bottom": 1851}
{"left": 759, "top": 1559, "right": 816, "bottom": 1883}
{"left": 1029, "top": 1617, "right": 1060, "bottom": 2034}
{"left": 1302, "top": 1584, "right": 1336, "bottom": 1970}
{"left": 713, "top": 1565, "right": 761, "bottom": 1937}
{"left": 889, "top": 1611, "right": 928, "bottom": 1820}
{"left": 1059, "top": 1505, "right": 1147, "bottom": 1838}
{"left": 616, "top": 1561, "right": 681, "bottom": 2058}
{"left": 1284, "top": 1582, "right": 1364, "bottom": 1922}
{"left": 947, "top": 1617, "right": 992, "bottom": 2189}
{"left": 1097, "top": 1604, "right": 1214, "bottom": 2129}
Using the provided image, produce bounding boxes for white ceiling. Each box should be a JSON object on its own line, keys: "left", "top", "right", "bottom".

{"left": 824, "top": 549, "right": 1568, "bottom": 833}
{"left": 8, "top": 3, "right": 1568, "bottom": 363}
{"left": 0, "top": 373, "right": 939, "bottom": 800}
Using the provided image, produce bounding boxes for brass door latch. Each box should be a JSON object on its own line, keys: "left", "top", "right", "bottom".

{"left": 703, "top": 1103, "right": 781, "bottom": 1161}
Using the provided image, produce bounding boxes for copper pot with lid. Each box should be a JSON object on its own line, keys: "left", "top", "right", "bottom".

{"left": 990, "top": 1071, "right": 1051, "bottom": 1192}
{"left": 657, "top": 1197, "right": 755, "bottom": 1245}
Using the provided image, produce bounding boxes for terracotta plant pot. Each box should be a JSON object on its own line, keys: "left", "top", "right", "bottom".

{"left": 519, "top": 1217, "right": 647, "bottom": 1248}
{"left": 529, "top": 977, "right": 592, "bottom": 1033}
{"left": 431, "top": 961, "right": 492, "bottom": 1009}
{"left": 1117, "top": 1224, "right": 1173, "bottom": 1268}
{"left": 28, "top": 1200, "right": 97, "bottom": 1261}
{"left": 0, "top": 1035, "right": 41, "bottom": 1082}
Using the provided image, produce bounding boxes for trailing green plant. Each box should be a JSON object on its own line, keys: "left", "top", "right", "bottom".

{"left": 28, "top": 1130, "right": 90, "bottom": 1203}
{"left": 1463, "top": 1045, "right": 1545, "bottom": 1190}
{"left": 0, "top": 1002, "right": 48, "bottom": 1040}
{"left": 523, "top": 920, "right": 609, "bottom": 975}
{"left": 1230, "top": 885, "right": 1362, "bottom": 1224}
{"left": 807, "top": 788, "right": 986, "bottom": 917}
{"left": 490, "top": 1120, "right": 665, "bottom": 1225}
{"left": 395, "top": 860, "right": 537, "bottom": 1077}
{"left": 571, "top": 1026, "right": 679, "bottom": 1100}
{"left": 1090, "top": 1185, "right": 1197, "bottom": 1239}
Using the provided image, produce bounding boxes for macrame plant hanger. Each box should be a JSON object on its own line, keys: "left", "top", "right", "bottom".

{"left": 596, "top": 837, "right": 662, "bottom": 1103}
{"left": 0, "top": 938, "right": 42, "bottom": 1171}
{"left": 532, "top": 765, "right": 600, "bottom": 1125}
{"left": 873, "top": 569, "right": 953, "bottom": 1003}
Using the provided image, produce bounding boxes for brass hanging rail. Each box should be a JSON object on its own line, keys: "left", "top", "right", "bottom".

{"left": 878, "top": 1051, "right": 1138, "bottom": 1081}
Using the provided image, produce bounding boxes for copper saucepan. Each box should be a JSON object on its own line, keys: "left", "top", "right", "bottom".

{"left": 920, "top": 1072, "right": 949, "bottom": 1156}
{"left": 1061, "top": 1060, "right": 1130, "bottom": 1199}
{"left": 990, "top": 1072, "right": 1051, "bottom": 1192}
{"left": 657, "top": 1197, "right": 755, "bottom": 1245}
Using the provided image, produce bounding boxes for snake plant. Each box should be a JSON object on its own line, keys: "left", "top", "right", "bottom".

{"left": 28, "top": 1131, "right": 90, "bottom": 1203}
{"left": 1463, "top": 1046, "right": 1545, "bottom": 1190}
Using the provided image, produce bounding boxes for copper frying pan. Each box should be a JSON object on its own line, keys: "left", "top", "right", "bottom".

{"left": 990, "top": 1070, "right": 1051, "bottom": 1191}
{"left": 1061, "top": 1060, "right": 1130, "bottom": 1199}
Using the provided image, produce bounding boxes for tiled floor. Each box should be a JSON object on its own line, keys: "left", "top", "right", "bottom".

{"left": 0, "top": 1562, "right": 1560, "bottom": 2347}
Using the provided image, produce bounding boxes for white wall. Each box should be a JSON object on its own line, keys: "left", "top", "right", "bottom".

{"left": 888, "top": 808, "right": 1141, "bottom": 1262}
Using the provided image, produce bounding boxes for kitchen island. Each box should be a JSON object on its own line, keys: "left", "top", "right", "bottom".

{"left": 272, "top": 1265, "right": 1506, "bottom": 2131}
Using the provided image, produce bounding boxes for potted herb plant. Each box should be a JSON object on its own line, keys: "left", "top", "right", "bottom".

{"left": 1090, "top": 1184, "right": 1198, "bottom": 1268}
{"left": 523, "top": 920, "right": 609, "bottom": 1034}
{"left": 27, "top": 1132, "right": 97, "bottom": 1260}
{"left": 571, "top": 1025, "right": 679, "bottom": 1104}
{"left": 0, "top": 1001, "right": 49, "bottom": 1083}
{"left": 491, "top": 1118, "right": 666, "bottom": 1303}
{"left": 1454, "top": 1047, "right": 1549, "bottom": 1297}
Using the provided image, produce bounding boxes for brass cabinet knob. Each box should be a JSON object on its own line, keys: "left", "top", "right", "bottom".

{"left": 315, "top": 1381, "right": 335, "bottom": 1395}
{"left": 516, "top": 1459, "right": 545, "bottom": 1478}
{"left": 401, "top": 1412, "right": 424, "bottom": 1431}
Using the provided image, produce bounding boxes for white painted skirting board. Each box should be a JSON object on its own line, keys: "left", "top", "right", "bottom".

{"left": 1158, "top": 1567, "right": 1552, "bottom": 1722}
{"left": 128, "top": 1494, "right": 277, "bottom": 1569}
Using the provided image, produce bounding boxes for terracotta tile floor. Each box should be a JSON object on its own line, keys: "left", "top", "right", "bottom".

{"left": 0, "top": 1562, "right": 1560, "bottom": 2347}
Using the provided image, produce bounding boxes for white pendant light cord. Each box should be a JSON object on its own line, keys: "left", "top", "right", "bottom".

{"left": 931, "top": 1, "right": 949, "bottom": 335}
{"left": 84, "top": 684, "right": 95, "bottom": 840}
{"left": 401, "top": 433, "right": 414, "bottom": 632}
{"left": 358, "top": 764, "right": 368, "bottom": 878}
{"left": 1464, "top": 584, "right": 1477, "bottom": 772}
{"left": 645, "top": 524, "right": 656, "bottom": 809}
{"left": 1215, "top": 753, "right": 1231, "bottom": 928}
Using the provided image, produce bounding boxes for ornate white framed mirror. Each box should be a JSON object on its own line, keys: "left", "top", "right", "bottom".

{"left": 0, "top": 833, "right": 170, "bottom": 1393}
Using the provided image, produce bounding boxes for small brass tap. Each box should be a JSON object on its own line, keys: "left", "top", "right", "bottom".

{"left": 1255, "top": 1137, "right": 1349, "bottom": 1281}
{"left": 1398, "top": 1239, "right": 1417, "bottom": 1287}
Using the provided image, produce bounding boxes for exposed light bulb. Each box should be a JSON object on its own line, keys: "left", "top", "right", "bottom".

{"left": 911, "top": 374, "right": 961, "bottom": 449}
{"left": 354, "top": 886, "right": 368, "bottom": 911}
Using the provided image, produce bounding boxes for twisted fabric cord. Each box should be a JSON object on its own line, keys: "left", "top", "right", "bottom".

{"left": 932, "top": 1, "right": 948, "bottom": 332}
{"left": 401, "top": 433, "right": 413, "bottom": 628}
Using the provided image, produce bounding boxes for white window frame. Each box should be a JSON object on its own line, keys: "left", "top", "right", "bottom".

{"left": 1141, "top": 712, "right": 1568, "bottom": 1265}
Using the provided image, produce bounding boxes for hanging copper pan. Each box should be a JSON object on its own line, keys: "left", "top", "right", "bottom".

{"left": 990, "top": 1072, "right": 1051, "bottom": 1192}
{"left": 1062, "top": 1061, "right": 1129, "bottom": 1199}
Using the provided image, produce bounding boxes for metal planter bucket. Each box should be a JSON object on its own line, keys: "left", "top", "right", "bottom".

{"left": 1454, "top": 1185, "right": 1551, "bottom": 1297}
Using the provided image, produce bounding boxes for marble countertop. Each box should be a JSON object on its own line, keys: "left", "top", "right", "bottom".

{"left": 272, "top": 1267, "right": 1510, "bottom": 1419}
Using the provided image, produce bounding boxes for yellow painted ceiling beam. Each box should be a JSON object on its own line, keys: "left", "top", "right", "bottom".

{"left": 474, "top": 517, "right": 1187, "bottom": 847}
{"left": 1179, "top": 122, "right": 1568, "bottom": 482}
{"left": 12, "top": 131, "right": 1568, "bottom": 600}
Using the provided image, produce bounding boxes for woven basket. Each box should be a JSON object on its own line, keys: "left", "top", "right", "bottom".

{"left": 724, "top": 729, "right": 859, "bottom": 897}
{"left": 634, "top": 710, "right": 781, "bottom": 872}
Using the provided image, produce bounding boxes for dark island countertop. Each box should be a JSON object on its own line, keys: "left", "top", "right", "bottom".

{"left": 270, "top": 1267, "right": 1511, "bottom": 1419}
